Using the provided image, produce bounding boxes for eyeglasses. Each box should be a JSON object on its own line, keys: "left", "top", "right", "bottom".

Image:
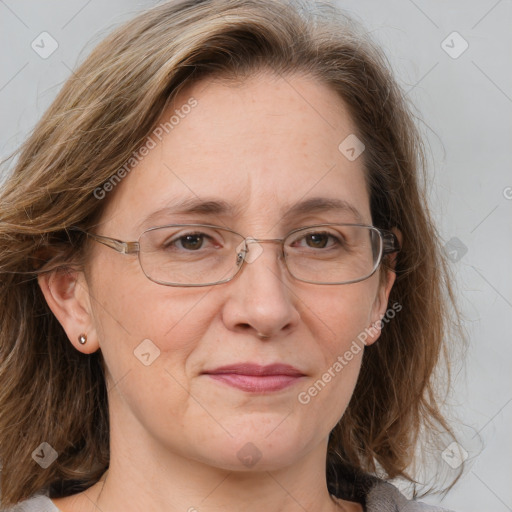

{"left": 75, "top": 223, "right": 400, "bottom": 287}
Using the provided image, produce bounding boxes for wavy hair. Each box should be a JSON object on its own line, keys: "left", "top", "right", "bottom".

{"left": 0, "top": 0, "right": 464, "bottom": 505}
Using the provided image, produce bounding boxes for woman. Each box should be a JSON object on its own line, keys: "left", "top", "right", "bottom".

{"left": 0, "top": 0, "right": 464, "bottom": 510}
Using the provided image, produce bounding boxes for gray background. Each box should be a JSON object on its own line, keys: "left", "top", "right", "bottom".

{"left": 1, "top": 1, "right": 511, "bottom": 510}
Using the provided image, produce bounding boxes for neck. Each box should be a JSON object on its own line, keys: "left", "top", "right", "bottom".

{"left": 88, "top": 440, "right": 343, "bottom": 512}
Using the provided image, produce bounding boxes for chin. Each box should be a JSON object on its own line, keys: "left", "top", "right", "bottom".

{"left": 198, "top": 444, "right": 303, "bottom": 473}
{"left": 191, "top": 419, "right": 313, "bottom": 472}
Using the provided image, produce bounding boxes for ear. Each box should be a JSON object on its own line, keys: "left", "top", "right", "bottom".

{"left": 365, "top": 227, "right": 402, "bottom": 346}
{"left": 38, "top": 267, "right": 100, "bottom": 354}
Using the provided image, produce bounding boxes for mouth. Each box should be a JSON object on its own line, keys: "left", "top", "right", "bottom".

{"left": 202, "top": 363, "right": 306, "bottom": 393}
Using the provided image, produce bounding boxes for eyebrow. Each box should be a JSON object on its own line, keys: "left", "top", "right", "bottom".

{"left": 138, "top": 196, "right": 364, "bottom": 229}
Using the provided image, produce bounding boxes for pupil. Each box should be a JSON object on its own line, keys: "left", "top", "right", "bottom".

{"left": 182, "top": 234, "right": 202, "bottom": 250}
{"left": 308, "top": 234, "right": 328, "bottom": 248}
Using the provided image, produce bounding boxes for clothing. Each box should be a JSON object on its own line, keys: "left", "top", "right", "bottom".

{"left": 1, "top": 481, "right": 455, "bottom": 512}
{"left": 361, "top": 479, "right": 453, "bottom": 511}
{"left": 330, "top": 466, "right": 455, "bottom": 511}
{"left": 1, "top": 495, "right": 59, "bottom": 512}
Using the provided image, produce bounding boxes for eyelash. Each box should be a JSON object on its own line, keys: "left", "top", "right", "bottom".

{"left": 164, "top": 230, "right": 344, "bottom": 252}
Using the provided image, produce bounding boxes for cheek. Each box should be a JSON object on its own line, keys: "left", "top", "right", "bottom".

{"left": 88, "top": 255, "right": 217, "bottom": 385}
{"left": 291, "top": 281, "right": 378, "bottom": 428}
{"left": 299, "top": 280, "right": 377, "bottom": 358}
{"left": 88, "top": 272, "right": 219, "bottom": 451}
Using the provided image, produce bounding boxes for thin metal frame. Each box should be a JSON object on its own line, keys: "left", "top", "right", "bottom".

{"left": 73, "top": 223, "right": 400, "bottom": 287}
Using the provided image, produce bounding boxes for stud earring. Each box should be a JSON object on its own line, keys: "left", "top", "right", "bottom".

{"left": 78, "top": 333, "right": 87, "bottom": 345}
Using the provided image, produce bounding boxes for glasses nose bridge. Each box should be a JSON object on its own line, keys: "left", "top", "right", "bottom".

{"left": 243, "top": 236, "right": 286, "bottom": 256}
{"left": 238, "top": 237, "right": 287, "bottom": 269}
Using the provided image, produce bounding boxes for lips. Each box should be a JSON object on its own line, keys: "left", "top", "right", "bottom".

{"left": 205, "top": 363, "right": 304, "bottom": 376}
{"left": 203, "top": 363, "right": 305, "bottom": 392}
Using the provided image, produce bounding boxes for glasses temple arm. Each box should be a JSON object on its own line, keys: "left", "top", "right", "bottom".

{"left": 381, "top": 231, "right": 401, "bottom": 254}
{"left": 84, "top": 232, "right": 140, "bottom": 254}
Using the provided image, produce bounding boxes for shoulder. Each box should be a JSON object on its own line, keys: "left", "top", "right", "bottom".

{"left": 0, "top": 495, "right": 59, "bottom": 512}
{"left": 365, "top": 479, "right": 456, "bottom": 512}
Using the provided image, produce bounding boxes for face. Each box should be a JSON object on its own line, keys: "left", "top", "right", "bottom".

{"left": 43, "top": 71, "right": 395, "bottom": 472}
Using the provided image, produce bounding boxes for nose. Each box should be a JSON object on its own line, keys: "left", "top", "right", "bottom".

{"left": 221, "top": 239, "right": 300, "bottom": 338}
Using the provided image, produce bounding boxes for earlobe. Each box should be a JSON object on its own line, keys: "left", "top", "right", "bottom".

{"left": 37, "top": 268, "right": 99, "bottom": 354}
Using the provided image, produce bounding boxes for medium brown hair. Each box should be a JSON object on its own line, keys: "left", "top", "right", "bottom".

{"left": 0, "top": 0, "right": 463, "bottom": 504}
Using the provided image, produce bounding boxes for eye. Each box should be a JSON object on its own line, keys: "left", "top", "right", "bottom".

{"left": 164, "top": 232, "right": 218, "bottom": 251}
{"left": 292, "top": 231, "right": 342, "bottom": 250}
{"left": 304, "top": 232, "right": 332, "bottom": 249}
{"left": 177, "top": 233, "right": 206, "bottom": 251}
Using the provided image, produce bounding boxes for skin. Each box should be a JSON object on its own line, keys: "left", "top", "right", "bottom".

{"left": 40, "top": 70, "right": 397, "bottom": 512}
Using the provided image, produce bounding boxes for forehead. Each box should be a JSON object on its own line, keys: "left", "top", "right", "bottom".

{"left": 100, "top": 71, "right": 371, "bottom": 233}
